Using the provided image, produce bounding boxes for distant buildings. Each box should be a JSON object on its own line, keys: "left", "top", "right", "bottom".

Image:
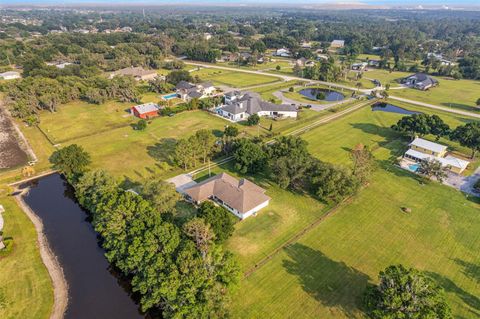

{"left": 217, "top": 91, "right": 297, "bottom": 122}
{"left": 330, "top": 40, "right": 345, "bottom": 49}
{"left": 401, "top": 73, "right": 439, "bottom": 91}
{"left": 296, "top": 57, "right": 316, "bottom": 67}
{"left": 0, "top": 71, "right": 21, "bottom": 80}
{"left": 351, "top": 62, "right": 368, "bottom": 71}
{"left": 46, "top": 62, "right": 73, "bottom": 69}
{"left": 109, "top": 67, "right": 160, "bottom": 81}
{"left": 274, "top": 48, "right": 291, "bottom": 57}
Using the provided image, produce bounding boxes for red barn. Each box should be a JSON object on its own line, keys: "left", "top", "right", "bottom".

{"left": 131, "top": 103, "right": 160, "bottom": 119}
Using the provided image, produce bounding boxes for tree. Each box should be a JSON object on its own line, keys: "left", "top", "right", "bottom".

{"left": 250, "top": 40, "right": 266, "bottom": 53}
{"left": 364, "top": 265, "right": 452, "bottom": 319}
{"left": 166, "top": 70, "right": 193, "bottom": 85}
{"left": 233, "top": 138, "right": 267, "bottom": 174}
{"left": 276, "top": 65, "right": 281, "bottom": 71}
{"left": 75, "top": 170, "right": 118, "bottom": 213}
{"left": 350, "top": 144, "right": 375, "bottom": 185}
{"left": 174, "top": 138, "right": 195, "bottom": 170}
{"left": 247, "top": 114, "right": 260, "bottom": 126}
{"left": 141, "top": 177, "right": 182, "bottom": 214}
{"left": 148, "top": 77, "right": 174, "bottom": 93}
{"left": 136, "top": 119, "right": 147, "bottom": 130}
{"left": 197, "top": 201, "right": 236, "bottom": 243}
{"left": 450, "top": 122, "right": 480, "bottom": 158}
{"left": 391, "top": 114, "right": 431, "bottom": 140}
{"left": 195, "top": 129, "right": 215, "bottom": 164}
{"left": 417, "top": 159, "right": 448, "bottom": 182}
{"left": 477, "top": 98, "right": 480, "bottom": 107}
{"left": 183, "top": 218, "right": 215, "bottom": 259}
{"left": 309, "top": 160, "right": 359, "bottom": 203}
{"left": 49, "top": 144, "right": 91, "bottom": 182}
{"left": 224, "top": 126, "right": 239, "bottom": 138}
{"left": 427, "top": 115, "right": 450, "bottom": 141}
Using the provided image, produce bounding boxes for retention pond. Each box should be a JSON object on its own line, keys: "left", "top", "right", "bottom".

{"left": 22, "top": 174, "right": 143, "bottom": 319}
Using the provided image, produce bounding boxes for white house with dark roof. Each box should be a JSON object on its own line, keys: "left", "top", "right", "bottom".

{"left": 0, "top": 71, "right": 21, "bottom": 80}
{"left": 401, "top": 73, "right": 438, "bottom": 91}
{"left": 217, "top": 91, "right": 298, "bottom": 122}
{"left": 330, "top": 40, "right": 345, "bottom": 48}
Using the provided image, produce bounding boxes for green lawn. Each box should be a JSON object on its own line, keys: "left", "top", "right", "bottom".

{"left": 0, "top": 195, "right": 53, "bottom": 319}
{"left": 191, "top": 68, "right": 281, "bottom": 88}
{"left": 230, "top": 104, "right": 480, "bottom": 318}
{"left": 361, "top": 69, "right": 412, "bottom": 87}
{"left": 390, "top": 77, "right": 480, "bottom": 113}
{"left": 249, "top": 80, "right": 304, "bottom": 102}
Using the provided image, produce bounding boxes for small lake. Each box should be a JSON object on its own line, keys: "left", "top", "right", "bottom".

{"left": 299, "top": 88, "right": 345, "bottom": 102}
{"left": 22, "top": 174, "right": 143, "bottom": 319}
{"left": 371, "top": 102, "right": 421, "bottom": 115}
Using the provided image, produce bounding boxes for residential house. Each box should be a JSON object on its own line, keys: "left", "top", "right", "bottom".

{"left": 368, "top": 59, "right": 381, "bottom": 67}
{"left": 46, "top": 62, "right": 73, "bottom": 69}
{"left": 217, "top": 91, "right": 298, "bottom": 122}
{"left": 0, "top": 71, "right": 21, "bottom": 80}
{"left": 296, "top": 57, "right": 315, "bottom": 67}
{"left": 274, "top": 48, "right": 291, "bottom": 57}
{"left": 403, "top": 137, "right": 469, "bottom": 174}
{"left": 401, "top": 73, "right": 438, "bottom": 91}
{"left": 110, "top": 67, "right": 159, "bottom": 81}
{"left": 131, "top": 102, "right": 160, "bottom": 119}
{"left": 427, "top": 53, "right": 456, "bottom": 66}
{"left": 175, "top": 81, "right": 216, "bottom": 102}
{"left": 183, "top": 172, "right": 271, "bottom": 219}
{"left": 351, "top": 62, "right": 368, "bottom": 71}
{"left": 330, "top": 40, "right": 345, "bottom": 48}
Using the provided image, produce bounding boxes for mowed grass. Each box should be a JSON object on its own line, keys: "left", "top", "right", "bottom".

{"left": 390, "top": 77, "right": 480, "bottom": 112}
{"left": 193, "top": 162, "right": 330, "bottom": 270}
{"left": 231, "top": 105, "right": 480, "bottom": 318}
{"left": 0, "top": 195, "right": 53, "bottom": 319}
{"left": 190, "top": 67, "right": 281, "bottom": 88}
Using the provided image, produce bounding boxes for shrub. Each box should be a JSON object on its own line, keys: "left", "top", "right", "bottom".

{"left": 247, "top": 114, "right": 260, "bottom": 126}
{"left": 288, "top": 87, "right": 294, "bottom": 92}
{"left": 136, "top": 119, "right": 147, "bottom": 130}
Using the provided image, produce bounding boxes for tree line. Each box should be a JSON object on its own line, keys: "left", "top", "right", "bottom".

{"left": 49, "top": 144, "right": 240, "bottom": 318}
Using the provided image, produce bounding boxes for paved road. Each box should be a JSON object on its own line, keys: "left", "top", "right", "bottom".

{"left": 389, "top": 95, "right": 480, "bottom": 119}
{"left": 444, "top": 166, "right": 480, "bottom": 196}
{"left": 185, "top": 61, "right": 375, "bottom": 93}
{"left": 186, "top": 61, "right": 480, "bottom": 120}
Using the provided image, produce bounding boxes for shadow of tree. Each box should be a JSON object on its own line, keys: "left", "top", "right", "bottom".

{"left": 283, "top": 243, "right": 370, "bottom": 317}
{"left": 424, "top": 271, "right": 480, "bottom": 315}
{"left": 454, "top": 259, "right": 480, "bottom": 285}
{"left": 146, "top": 138, "right": 177, "bottom": 165}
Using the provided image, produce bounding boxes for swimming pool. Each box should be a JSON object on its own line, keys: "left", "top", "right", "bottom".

{"left": 163, "top": 93, "right": 178, "bottom": 100}
{"left": 408, "top": 164, "right": 420, "bottom": 172}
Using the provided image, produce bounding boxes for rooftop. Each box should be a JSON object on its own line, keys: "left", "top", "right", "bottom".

{"left": 132, "top": 102, "right": 159, "bottom": 114}
{"left": 410, "top": 137, "right": 447, "bottom": 154}
{"left": 184, "top": 173, "right": 271, "bottom": 215}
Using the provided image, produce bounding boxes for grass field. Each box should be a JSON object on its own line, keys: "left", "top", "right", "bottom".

{"left": 230, "top": 104, "right": 480, "bottom": 318}
{"left": 190, "top": 67, "right": 281, "bottom": 88}
{"left": 0, "top": 195, "right": 53, "bottom": 319}
{"left": 390, "top": 77, "right": 480, "bottom": 113}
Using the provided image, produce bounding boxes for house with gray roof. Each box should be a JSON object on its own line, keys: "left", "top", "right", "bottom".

{"left": 401, "top": 73, "right": 438, "bottom": 91}
{"left": 217, "top": 91, "right": 298, "bottom": 122}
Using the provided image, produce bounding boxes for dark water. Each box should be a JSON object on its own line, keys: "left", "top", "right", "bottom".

{"left": 371, "top": 102, "right": 421, "bottom": 115}
{"left": 299, "top": 88, "right": 345, "bottom": 101}
{"left": 22, "top": 174, "right": 143, "bottom": 319}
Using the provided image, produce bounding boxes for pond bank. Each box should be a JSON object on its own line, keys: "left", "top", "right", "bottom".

{"left": 14, "top": 188, "right": 68, "bottom": 319}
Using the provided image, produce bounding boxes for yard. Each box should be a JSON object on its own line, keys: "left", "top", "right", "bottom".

{"left": 190, "top": 67, "right": 281, "bottom": 88}
{"left": 0, "top": 195, "right": 53, "bottom": 319}
{"left": 229, "top": 103, "right": 480, "bottom": 318}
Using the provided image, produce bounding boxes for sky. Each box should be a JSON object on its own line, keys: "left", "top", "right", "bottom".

{"left": 1, "top": 0, "right": 479, "bottom": 6}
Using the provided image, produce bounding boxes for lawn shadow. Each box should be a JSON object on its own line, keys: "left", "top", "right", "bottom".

{"left": 424, "top": 271, "right": 480, "bottom": 316}
{"left": 283, "top": 243, "right": 369, "bottom": 317}
{"left": 453, "top": 259, "right": 480, "bottom": 285}
{"left": 146, "top": 138, "right": 177, "bottom": 165}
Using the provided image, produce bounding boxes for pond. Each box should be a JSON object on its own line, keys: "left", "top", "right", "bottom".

{"left": 22, "top": 174, "right": 143, "bottom": 319}
{"left": 371, "top": 102, "right": 421, "bottom": 115}
{"left": 298, "top": 88, "right": 345, "bottom": 102}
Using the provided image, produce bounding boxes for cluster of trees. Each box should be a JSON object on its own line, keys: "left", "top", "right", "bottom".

{"left": 174, "top": 129, "right": 217, "bottom": 170}
{"left": 233, "top": 136, "right": 375, "bottom": 203}
{"left": 2, "top": 74, "right": 139, "bottom": 124}
{"left": 392, "top": 114, "right": 480, "bottom": 158}
{"left": 49, "top": 144, "right": 240, "bottom": 318}
{"left": 365, "top": 264, "right": 452, "bottom": 319}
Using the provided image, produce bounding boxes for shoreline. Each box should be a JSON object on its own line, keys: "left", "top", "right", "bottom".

{"left": 14, "top": 188, "right": 68, "bottom": 319}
